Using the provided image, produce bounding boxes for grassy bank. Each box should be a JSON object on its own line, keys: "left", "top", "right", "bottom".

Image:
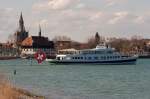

{"left": 0, "top": 74, "right": 45, "bottom": 99}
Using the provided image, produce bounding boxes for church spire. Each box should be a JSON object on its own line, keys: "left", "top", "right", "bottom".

{"left": 19, "top": 12, "right": 25, "bottom": 32}
{"left": 39, "top": 24, "right": 41, "bottom": 37}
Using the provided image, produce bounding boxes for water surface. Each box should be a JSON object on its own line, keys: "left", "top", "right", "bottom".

{"left": 0, "top": 59, "right": 150, "bottom": 99}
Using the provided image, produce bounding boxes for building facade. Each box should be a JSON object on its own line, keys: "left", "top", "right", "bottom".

{"left": 0, "top": 43, "right": 19, "bottom": 57}
{"left": 21, "top": 26, "right": 55, "bottom": 58}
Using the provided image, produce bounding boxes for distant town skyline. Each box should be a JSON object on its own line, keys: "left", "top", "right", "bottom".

{"left": 0, "top": 0, "right": 150, "bottom": 42}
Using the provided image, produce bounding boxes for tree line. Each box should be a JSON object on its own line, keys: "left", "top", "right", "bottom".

{"left": 7, "top": 32, "right": 150, "bottom": 54}
{"left": 52, "top": 33, "right": 150, "bottom": 54}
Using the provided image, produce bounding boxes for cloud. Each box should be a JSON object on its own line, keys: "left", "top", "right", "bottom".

{"left": 76, "top": 3, "right": 86, "bottom": 9}
{"left": 1, "top": 0, "right": 150, "bottom": 42}
{"left": 0, "top": 8, "right": 17, "bottom": 30}
{"left": 106, "top": 0, "right": 127, "bottom": 6}
{"left": 30, "top": 5, "right": 150, "bottom": 41}
{"left": 134, "top": 16, "right": 145, "bottom": 24}
{"left": 0, "top": 8, "right": 18, "bottom": 42}
{"left": 48, "top": 0, "right": 73, "bottom": 9}
{"left": 40, "top": 19, "right": 49, "bottom": 26}
{"left": 32, "top": 0, "right": 80, "bottom": 11}
{"left": 29, "top": 7, "right": 107, "bottom": 41}
{"left": 108, "top": 11, "right": 129, "bottom": 24}
{"left": 89, "top": 12, "right": 103, "bottom": 21}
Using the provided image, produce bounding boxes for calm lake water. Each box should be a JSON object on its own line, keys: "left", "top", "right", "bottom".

{"left": 0, "top": 59, "right": 150, "bottom": 99}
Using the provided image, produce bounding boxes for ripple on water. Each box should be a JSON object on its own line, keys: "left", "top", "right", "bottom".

{"left": 0, "top": 59, "right": 150, "bottom": 99}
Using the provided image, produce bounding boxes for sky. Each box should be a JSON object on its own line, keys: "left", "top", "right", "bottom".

{"left": 0, "top": 0, "right": 150, "bottom": 42}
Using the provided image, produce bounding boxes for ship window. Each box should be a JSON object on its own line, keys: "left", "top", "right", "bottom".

{"left": 107, "top": 56, "right": 109, "bottom": 59}
{"left": 75, "top": 57, "right": 77, "bottom": 59}
{"left": 97, "top": 51, "right": 103, "bottom": 54}
{"left": 94, "top": 57, "right": 98, "bottom": 60}
{"left": 88, "top": 57, "right": 92, "bottom": 60}
{"left": 107, "top": 51, "right": 113, "bottom": 54}
{"left": 57, "top": 57, "right": 60, "bottom": 60}
{"left": 115, "top": 56, "right": 118, "bottom": 58}
{"left": 103, "top": 56, "right": 106, "bottom": 60}
{"left": 81, "top": 57, "right": 83, "bottom": 59}
{"left": 92, "top": 51, "right": 95, "bottom": 54}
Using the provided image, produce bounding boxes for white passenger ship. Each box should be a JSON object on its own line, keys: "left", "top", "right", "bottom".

{"left": 47, "top": 43, "right": 138, "bottom": 65}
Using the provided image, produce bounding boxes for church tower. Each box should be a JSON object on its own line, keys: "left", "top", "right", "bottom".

{"left": 39, "top": 24, "right": 41, "bottom": 37}
{"left": 15, "top": 12, "right": 28, "bottom": 45}
{"left": 19, "top": 12, "right": 25, "bottom": 32}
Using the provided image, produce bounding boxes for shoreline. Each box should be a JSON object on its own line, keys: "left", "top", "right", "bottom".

{"left": 0, "top": 74, "right": 45, "bottom": 99}
{"left": 0, "top": 83, "right": 45, "bottom": 99}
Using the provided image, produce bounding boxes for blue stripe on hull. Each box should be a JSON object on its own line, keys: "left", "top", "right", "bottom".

{"left": 49, "top": 59, "right": 137, "bottom": 65}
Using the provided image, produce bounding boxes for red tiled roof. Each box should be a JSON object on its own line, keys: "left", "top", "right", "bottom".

{"left": 21, "top": 37, "right": 33, "bottom": 46}
{"left": 21, "top": 36, "right": 54, "bottom": 48}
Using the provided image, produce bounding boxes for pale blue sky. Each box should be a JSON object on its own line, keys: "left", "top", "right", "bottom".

{"left": 0, "top": 0, "right": 150, "bottom": 42}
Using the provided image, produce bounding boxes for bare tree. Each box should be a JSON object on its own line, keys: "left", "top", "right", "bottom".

{"left": 52, "top": 35, "right": 71, "bottom": 42}
{"left": 7, "top": 34, "right": 15, "bottom": 43}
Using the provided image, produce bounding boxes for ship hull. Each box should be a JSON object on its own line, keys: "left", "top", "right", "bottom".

{"left": 47, "top": 58, "right": 137, "bottom": 65}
